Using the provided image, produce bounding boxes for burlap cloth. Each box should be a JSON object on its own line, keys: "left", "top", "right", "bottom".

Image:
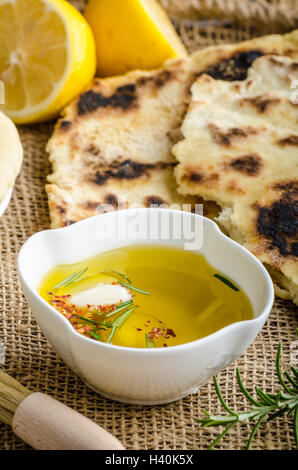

{"left": 0, "top": 0, "right": 297, "bottom": 450}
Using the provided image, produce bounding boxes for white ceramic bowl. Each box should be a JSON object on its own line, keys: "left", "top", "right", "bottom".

{"left": 18, "top": 209, "right": 274, "bottom": 405}
{"left": 0, "top": 188, "right": 12, "bottom": 218}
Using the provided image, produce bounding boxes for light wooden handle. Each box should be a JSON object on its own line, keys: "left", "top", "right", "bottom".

{"left": 12, "top": 392, "right": 125, "bottom": 450}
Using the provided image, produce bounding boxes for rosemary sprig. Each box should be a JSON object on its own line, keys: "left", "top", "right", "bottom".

{"left": 102, "top": 270, "right": 132, "bottom": 284}
{"left": 90, "top": 330, "right": 103, "bottom": 341}
{"left": 107, "top": 306, "right": 137, "bottom": 343}
{"left": 118, "top": 281, "right": 150, "bottom": 296}
{"left": 112, "top": 305, "right": 137, "bottom": 329}
{"left": 145, "top": 334, "right": 156, "bottom": 348}
{"left": 214, "top": 274, "right": 239, "bottom": 292}
{"left": 107, "top": 326, "right": 117, "bottom": 344}
{"left": 53, "top": 272, "right": 77, "bottom": 289}
{"left": 54, "top": 268, "right": 88, "bottom": 289}
{"left": 73, "top": 315, "right": 99, "bottom": 325}
{"left": 105, "top": 300, "right": 133, "bottom": 317}
{"left": 72, "top": 314, "right": 111, "bottom": 328}
{"left": 197, "top": 329, "right": 298, "bottom": 449}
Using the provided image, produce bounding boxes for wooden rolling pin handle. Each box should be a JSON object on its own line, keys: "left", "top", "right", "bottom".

{"left": 12, "top": 392, "right": 125, "bottom": 450}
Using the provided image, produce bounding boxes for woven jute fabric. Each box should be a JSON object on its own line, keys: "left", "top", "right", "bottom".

{"left": 0, "top": 0, "right": 297, "bottom": 450}
{"left": 160, "top": 0, "right": 298, "bottom": 31}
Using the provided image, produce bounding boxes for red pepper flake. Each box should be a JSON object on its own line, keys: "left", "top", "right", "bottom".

{"left": 166, "top": 329, "right": 176, "bottom": 338}
{"left": 147, "top": 326, "right": 176, "bottom": 341}
{"left": 163, "top": 344, "right": 168, "bottom": 348}
{"left": 148, "top": 327, "right": 163, "bottom": 340}
{"left": 137, "top": 328, "right": 142, "bottom": 331}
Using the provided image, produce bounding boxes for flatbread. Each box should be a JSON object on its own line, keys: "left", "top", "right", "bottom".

{"left": 0, "top": 111, "right": 23, "bottom": 202}
{"left": 46, "top": 59, "right": 216, "bottom": 227}
{"left": 46, "top": 29, "right": 298, "bottom": 229}
{"left": 173, "top": 55, "right": 298, "bottom": 304}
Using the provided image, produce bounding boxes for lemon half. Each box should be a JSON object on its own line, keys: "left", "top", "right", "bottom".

{"left": 85, "top": 0, "right": 188, "bottom": 77}
{"left": 0, "top": 0, "right": 96, "bottom": 124}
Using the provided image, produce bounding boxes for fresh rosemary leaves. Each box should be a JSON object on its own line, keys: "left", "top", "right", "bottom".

{"left": 213, "top": 274, "right": 239, "bottom": 292}
{"left": 118, "top": 281, "right": 150, "bottom": 296}
{"left": 105, "top": 300, "right": 133, "bottom": 317}
{"left": 102, "top": 270, "right": 132, "bottom": 284}
{"left": 54, "top": 268, "right": 88, "bottom": 289}
{"left": 197, "top": 329, "right": 298, "bottom": 450}
{"left": 107, "top": 306, "right": 137, "bottom": 343}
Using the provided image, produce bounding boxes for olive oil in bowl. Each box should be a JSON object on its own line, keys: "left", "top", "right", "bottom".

{"left": 39, "top": 245, "right": 254, "bottom": 348}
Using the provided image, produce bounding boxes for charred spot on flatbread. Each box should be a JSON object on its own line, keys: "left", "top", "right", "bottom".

{"left": 200, "top": 50, "right": 264, "bottom": 81}
{"left": 85, "top": 143, "right": 101, "bottom": 156}
{"left": 78, "top": 87, "right": 137, "bottom": 115}
{"left": 230, "top": 154, "right": 262, "bottom": 176}
{"left": 182, "top": 171, "right": 203, "bottom": 183}
{"left": 256, "top": 182, "right": 298, "bottom": 257}
{"left": 278, "top": 135, "right": 298, "bottom": 146}
{"left": 136, "top": 69, "right": 177, "bottom": 89}
{"left": 208, "top": 123, "right": 258, "bottom": 146}
{"left": 91, "top": 159, "right": 156, "bottom": 185}
{"left": 105, "top": 194, "right": 127, "bottom": 210}
{"left": 275, "top": 181, "right": 298, "bottom": 193}
{"left": 90, "top": 160, "right": 175, "bottom": 186}
{"left": 240, "top": 95, "right": 281, "bottom": 113}
{"left": 60, "top": 120, "right": 72, "bottom": 131}
{"left": 77, "top": 66, "right": 182, "bottom": 116}
{"left": 182, "top": 170, "right": 219, "bottom": 185}
{"left": 116, "top": 84, "right": 136, "bottom": 94}
{"left": 104, "top": 194, "right": 118, "bottom": 207}
{"left": 145, "top": 196, "right": 168, "bottom": 207}
{"left": 82, "top": 194, "right": 124, "bottom": 212}
{"left": 57, "top": 204, "right": 66, "bottom": 215}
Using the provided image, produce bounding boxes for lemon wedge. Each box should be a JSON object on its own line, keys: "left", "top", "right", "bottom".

{"left": 85, "top": 0, "right": 188, "bottom": 77}
{"left": 0, "top": 0, "right": 96, "bottom": 124}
